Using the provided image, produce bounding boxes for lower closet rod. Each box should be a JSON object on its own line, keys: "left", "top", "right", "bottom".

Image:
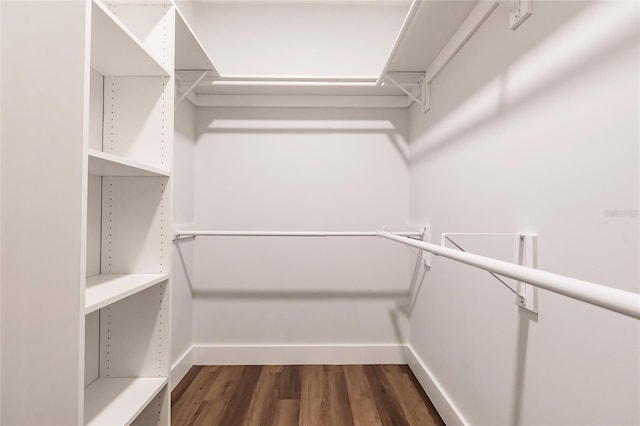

{"left": 378, "top": 231, "right": 640, "bottom": 320}
{"left": 175, "top": 230, "right": 423, "bottom": 238}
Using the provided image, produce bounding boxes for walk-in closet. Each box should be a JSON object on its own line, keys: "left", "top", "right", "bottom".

{"left": 2, "top": 0, "right": 639, "bottom": 425}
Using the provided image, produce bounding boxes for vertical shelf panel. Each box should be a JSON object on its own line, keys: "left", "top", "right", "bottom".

{"left": 89, "top": 69, "right": 104, "bottom": 151}
{"left": 87, "top": 175, "right": 102, "bottom": 277}
{"left": 85, "top": 311, "right": 101, "bottom": 387}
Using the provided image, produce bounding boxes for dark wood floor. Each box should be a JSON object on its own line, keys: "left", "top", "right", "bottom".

{"left": 171, "top": 365, "right": 445, "bottom": 426}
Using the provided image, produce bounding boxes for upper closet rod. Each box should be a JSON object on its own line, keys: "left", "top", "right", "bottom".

{"left": 378, "top": 232, "right": 640, "bottom": 320}
{"left": 175, "top": 230, "right": 423, "bottom": 238}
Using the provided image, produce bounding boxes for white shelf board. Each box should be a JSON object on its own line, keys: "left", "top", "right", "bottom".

{"left": 85, "top": 273, "right": 169, "bottom": 314}
{"left": 91, "top": 0, "right": 171, "bottom": 76}
{"left": 175, "top": 8, "right": 219, "bottom": 74}
{"left": 84, "top": 377, "right": 167, "bottom": 426}
{"left": 88, "top": 149, "right": 170, "bottom": 177}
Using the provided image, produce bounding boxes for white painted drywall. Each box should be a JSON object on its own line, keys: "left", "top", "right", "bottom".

{"left": 172, "top": 100, "right": 196, "bottom": 369}
{"left": 192, "top": 2, "right": 409, "bottom": 76}
{"left": 408, "top": 1, "right": 640, "bottom": 424}
{"left": 191, "top": 107, "right": 411, "bottom": 358}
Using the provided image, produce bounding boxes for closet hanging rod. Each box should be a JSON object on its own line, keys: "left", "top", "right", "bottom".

{"left": 175, "top": 230, "right": 423, "bottom": 238}
{"left": 378, "top": 232, "right": 640, "bottom": 320}
{"left": 211, "top": 76, "right": 379, "bottom": 83}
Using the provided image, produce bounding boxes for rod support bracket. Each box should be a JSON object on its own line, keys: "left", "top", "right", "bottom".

{"left": 383, "top": 73, "right": 430, "bottom": 114}
{"left": 509, "top": 0, "right": 532, "bottom": 30}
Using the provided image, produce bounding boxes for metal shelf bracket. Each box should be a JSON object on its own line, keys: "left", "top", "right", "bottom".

{"left": 383, "top": 73, "right": 430, "bottom": 114}
{"left": 442, "top": 233, "right": 539, "bottom": 314}
{"left": 175, "top": 70, "right": 209, "bottom": 109}
{"left": 504, "top": 0, "right": 533, "bottom": 30}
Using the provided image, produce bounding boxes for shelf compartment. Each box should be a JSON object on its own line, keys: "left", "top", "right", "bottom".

{"left": 85, "top": 273, "right": 169, "bottom": 314}
{"left": 91, "top": 0, "right": 171, "bottom": 76}
{"left": 88, "top": 149, "right": 170, "bottom": 177}
{"left": 84, "top": 377, "right": 167, "bottom": 425}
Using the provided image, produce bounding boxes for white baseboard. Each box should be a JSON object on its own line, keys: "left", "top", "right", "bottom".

{"left": 193, "top": 344, "right": 407, "bottom": 365}
{"left": 170, "top": 346, "right": 194, "bottom": 390}
{"left": 405, "top": 345, "right": 468, "bottom": 426}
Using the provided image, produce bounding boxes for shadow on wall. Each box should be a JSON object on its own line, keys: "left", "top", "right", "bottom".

{"left": 410, "top": 1, "right": 639, "bottom": 163}
{"left": 511, "top": 309, "right": 537, "bottom": 425}
{"left": 194, "top": 107, "right": 412, "bottom": 164}
{"left": 191, "top": 288, "right": 408, "bottom": 300}
{"left": 174, "top": 239, "right": 195, "bottom": 296}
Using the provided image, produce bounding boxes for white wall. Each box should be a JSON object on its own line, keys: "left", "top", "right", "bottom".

{"left": 408, "top": 1, "right": 639, "bottom": 425}
{"left": 172, "top": 99, "right": 196, "bottom": 376}
{"left": 191, "top": 107, "right": 412, "bottom": 362}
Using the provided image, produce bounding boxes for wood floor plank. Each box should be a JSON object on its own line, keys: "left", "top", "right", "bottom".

{"left": 323, "top": 365, "right": 342, "bottom": 373}
{"left": 279, "top": 365, "right": 301, "bottom": 400}
{"left": 192, "top": 365, "right": 243, "bottom": 425}
{"left": 171, "top": 365, "right": 203, "bottom": 406}
{"left": 216, "top": 365, "right": 263, "bottom": 426}
{"left": 264, "top": 365, "right": 284, "bottom": 373}
{"left": 326, "top": 370, "right": 355, "bottom": 426}
{"left": 273, "top": 400, "right": 300, "bottom": 426}
{"left": 343, "top": 365, "right": 383, "bottom": 426}
{"left": 400, "top": 365, "right": 445, "bottom": 425}
{"left": 244, "top": 368, "right": 280, "bottom": 426}
{"left": 299, "top": 365, "right": 327, "bottom": 426}
{"left": 384, "top": 366, "right": 442, "bottom": 426}
{"left": 381, "top": 364, "right": 405, "bottom": 375}
{"left": 203, "top": 365, "right": 243, "bottom": 401}
{"left": 363, "top": 365, "right": 410, "bottom": 426}
{"left": 171, "top": 366, "right": 221, "bottom": 426}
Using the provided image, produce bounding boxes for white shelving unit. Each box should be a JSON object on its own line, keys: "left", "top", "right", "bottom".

{"left": 1, "top": 0, "right": 181, "bottom": 423}
{"left": 84, "top": 1, "right": 174, "bottom": 424}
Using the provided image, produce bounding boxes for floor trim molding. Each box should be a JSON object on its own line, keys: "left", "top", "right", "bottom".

{"left": 171, "top": 346, "right": 195, "bottom": 390}
{"left": 193, "top": 344, "right": 408, "bottom": 365}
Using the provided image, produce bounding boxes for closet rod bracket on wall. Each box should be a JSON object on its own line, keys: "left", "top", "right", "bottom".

{"left": 441, "top": 233, "right": 538, "bottom": 314}
{"left": 175, "top": 70, "right": 210, "bottom": 108}
{"left": 503, "top": 0, "right": 533, "bottom": 30}
{"left": 383, "top": 73, "right": 430, "bottom": 113}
